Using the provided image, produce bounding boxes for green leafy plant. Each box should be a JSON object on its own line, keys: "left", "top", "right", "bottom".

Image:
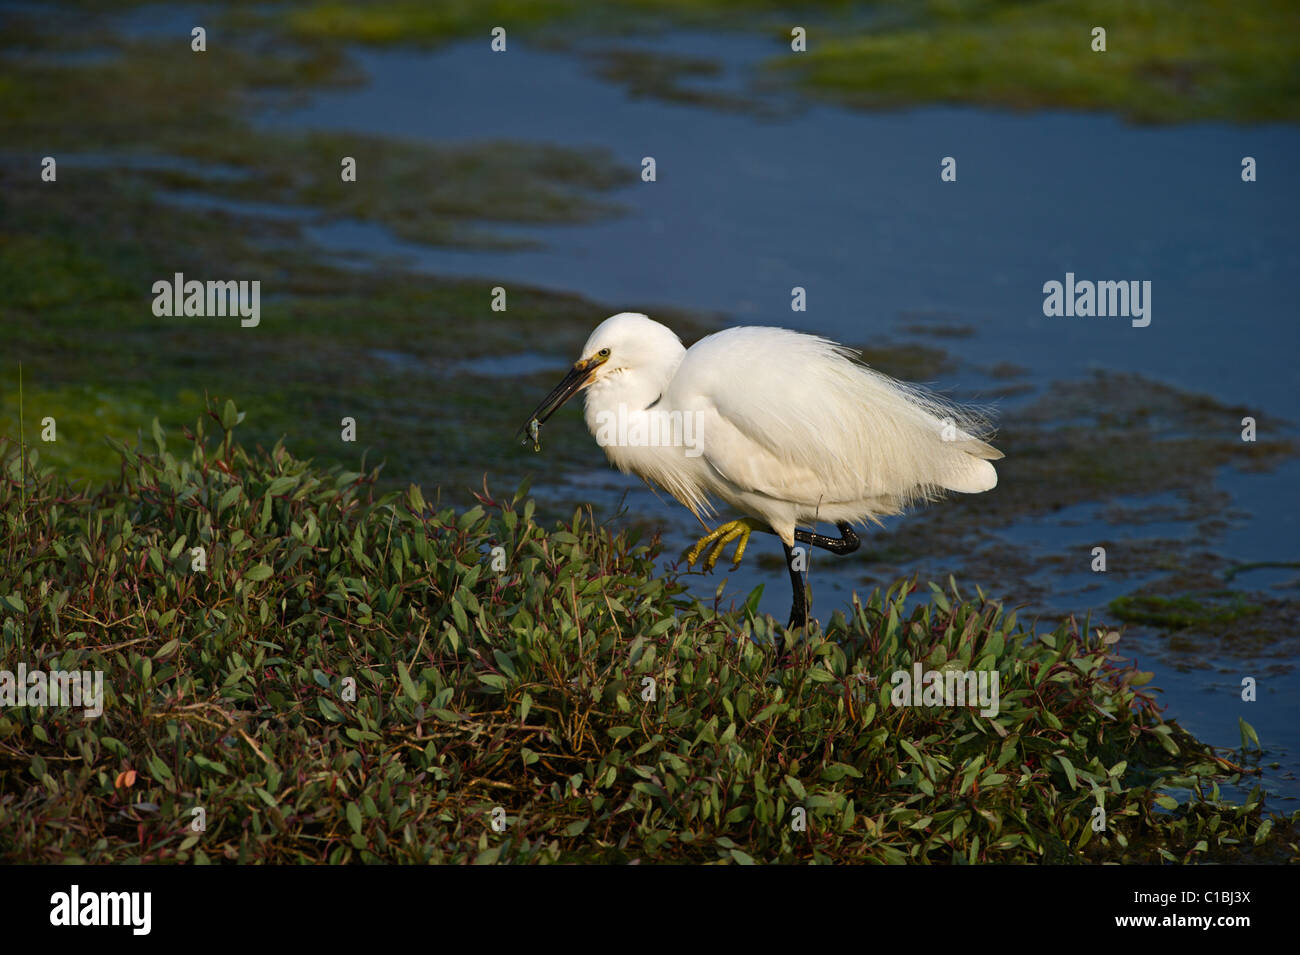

{"left": 1, "top": 403, "right": 1295, "bottom": 863}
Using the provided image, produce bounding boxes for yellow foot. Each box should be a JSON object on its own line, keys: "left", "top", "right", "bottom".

{"left": 685, "top": 517, "right": 768, "bottom": 571}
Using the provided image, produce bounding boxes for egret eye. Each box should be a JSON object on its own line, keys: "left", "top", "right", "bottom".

{"left": 598, "top": 348, "right": 610, "bottom": 358}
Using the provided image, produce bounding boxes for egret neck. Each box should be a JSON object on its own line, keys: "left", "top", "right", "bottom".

{"left": 582, "top": 338, "right": 685, "bottom": 467}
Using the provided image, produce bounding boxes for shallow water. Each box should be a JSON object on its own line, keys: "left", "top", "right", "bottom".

{"left": 264, "top": 37, "right": 1300, "bottom": 414}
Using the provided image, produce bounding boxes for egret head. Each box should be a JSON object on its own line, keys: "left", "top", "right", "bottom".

{"left": 519, "top": 313, "right": 683, "bottom": 441}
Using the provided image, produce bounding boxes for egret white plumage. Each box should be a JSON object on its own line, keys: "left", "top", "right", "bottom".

{"left": 520, "top": 312, "right": 1002, "bottom": 633}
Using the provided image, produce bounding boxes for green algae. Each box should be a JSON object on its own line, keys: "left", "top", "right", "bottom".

{"left": 1110, "top": 592, "right": 1264, "bottom": 631}
{"left": 268, "top": 0, "right": 1300, "bottom": 123}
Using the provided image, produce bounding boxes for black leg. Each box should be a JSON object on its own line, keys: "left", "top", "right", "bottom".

{"left": 754, "top": 522, "right": 860, "bottom": 644}
{"left": 794, "top": 521, "right": 860, "bottom": 556}
{"left": 782, "top": 542, "right": 807, "bottom": 634}
{"left": 779, "top": 523, "right": 861, "bottom": 636}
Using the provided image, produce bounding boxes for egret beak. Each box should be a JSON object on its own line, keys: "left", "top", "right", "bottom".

{"left": 517, "top": 354, "right": 606, "bottom": 447}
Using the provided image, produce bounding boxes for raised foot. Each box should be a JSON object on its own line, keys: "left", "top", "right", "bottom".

{"left": 684, "top": 517, "right": 768, "bottom": 571}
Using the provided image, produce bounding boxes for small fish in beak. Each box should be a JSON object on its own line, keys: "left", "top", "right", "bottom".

{"left": 517, "top": 350, "right": 609, "bottom": 451}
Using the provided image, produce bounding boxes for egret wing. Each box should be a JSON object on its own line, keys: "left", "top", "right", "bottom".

{"left": 668, "top": 327, "right": 998, "bottom": 509}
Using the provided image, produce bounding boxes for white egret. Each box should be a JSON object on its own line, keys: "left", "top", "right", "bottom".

{"left": 520, "top": 312, "right": 1002, "bottom": 632}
